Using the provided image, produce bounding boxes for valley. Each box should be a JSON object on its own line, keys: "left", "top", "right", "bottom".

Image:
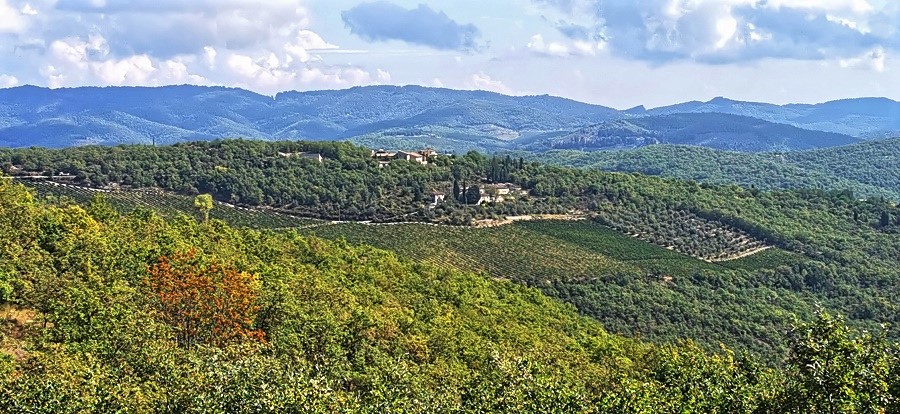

{"left": 3, "top": 0, "right": 900, "bottom": 409}
{"left": 9, "top": 139, "right": 900, "bottom": 361}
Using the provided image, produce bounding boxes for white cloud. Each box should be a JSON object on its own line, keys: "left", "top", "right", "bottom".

{"left": 0, "top": 0, "right": 390, "bottom": 92}
{"left": 537, "top": 0, "right": 898, "bottom": 65}
{"left": 20, "top": 3, "right": 37, "bottom": 15}
{"left": 467, "top": 72, "right": 514, "bottom": 94}
{"left": 0, "top": 0, "right": 27, "bottom": 33}
{"left": 294, "top": 30, "right": 338, "bottom": 50}
{"left": 41, "top": 35, "right": 209, "bottom": 87}
{"left": 203, "top": 46, "right": 217, "bottom": 68}
{"left": 839, "top": 47, "right": 886, "bottom": 72}
{"left": 375, "top": 69, "right": 391, "bottom": 83}
{"left": 763, "top": 0, "right": 874, "bottom": 14}
{"left": 0, "top": 74, "right": 19, "bottom": 87}
{"left": 527, "top": 33, "right": 605, "bottom": 57}
{"left": 224, "top": 50, "right": 391, "bottom": 93}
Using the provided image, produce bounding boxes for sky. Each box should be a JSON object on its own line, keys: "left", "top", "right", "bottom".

{"left": 0, "top": 0, "right": 897, "bottom": 108}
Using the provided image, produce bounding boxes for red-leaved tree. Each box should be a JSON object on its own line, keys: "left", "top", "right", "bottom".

{"left": 146, "top": 249, "right": 265, "bottom": 347}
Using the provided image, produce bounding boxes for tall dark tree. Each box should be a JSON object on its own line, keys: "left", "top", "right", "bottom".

{"left": 465, "top": 185, "right": 481, "bottom": 205}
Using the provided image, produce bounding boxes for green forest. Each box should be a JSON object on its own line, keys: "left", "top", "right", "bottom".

{"left": 529, "top": 138, "right": 900, "bottom": 200}
{"left": 2, "top": 178, "right": 900, "bottom": 412}
{"left": 3, "top": 139, "right": 900, "bottom": 411}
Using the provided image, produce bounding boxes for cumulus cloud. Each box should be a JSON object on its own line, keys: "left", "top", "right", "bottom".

{"left": 0, "top": 0, "right": 391, "bottom": 93}
{"left": 534, "top": 0, "right": 899, "bottom": 67}
{"left": 51, "top": 0, "right": 315, "bottom": 58}
{"left": 0, "top": 74, "right": 19, "bottom": 87}
{"left": 41, "top": 35, "right": 207, "bottom": 88}
{"left": 466, "top": 72, "right": 514, "bottom": 94}
{"left": 342, "top": 2, "right": 482, "bottom": 51}
{"left": 527, "top": 33, "right": 605, "bottom": 57}
{"left": 0, "top": 0, "right": 29, "bottom": 33}
{"left": 839, "top": 47, "right": 886, "bottom": 72}
{"left": 224, "top": 51, "right": 390, "bottom": 92}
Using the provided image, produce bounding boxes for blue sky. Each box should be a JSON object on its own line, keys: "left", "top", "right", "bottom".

{"left": 0, "top": 0, "right": 897, "bottom": 108}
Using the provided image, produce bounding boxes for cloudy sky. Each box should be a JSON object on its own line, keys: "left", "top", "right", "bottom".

{"left": 0, "top": 0, "right": 897, "bottom": 108}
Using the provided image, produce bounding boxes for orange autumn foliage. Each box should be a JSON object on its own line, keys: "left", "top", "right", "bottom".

{"left": 146, "top": 249, "right": 265, "bottom": 347}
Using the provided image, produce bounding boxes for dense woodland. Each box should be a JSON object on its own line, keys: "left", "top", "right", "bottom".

{"left": 4, "top": 140, "right": 900, "bottom": 360}
{"left": 524, "top": 113, "right": 860, "bottom": 152}
{"left": 3, "top": 179, "right": 900, "bottom": 412}
{"left": 530, "top": 138, "right": 900, "bottom": 200}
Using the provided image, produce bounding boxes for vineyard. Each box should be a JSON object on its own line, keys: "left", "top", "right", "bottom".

{"left": 303, "top": 219, "right": 785, "bottom": 282}
{"left": 305, "top": 220, "right": 643, "bottom": 284}
{"left": 299, "top": 219, "right": 809, "bottom": 355}
{"left": 21, "top": 180, "right": 780, "bottom": 268}
{"left": 15, "top": 180, "right": 812, "bottom": 355}
{"left": 20, "top": 180, "right": 323, "bottom": 229}
{"left": 594, "top": 204, "right": 771, "bottom": 262}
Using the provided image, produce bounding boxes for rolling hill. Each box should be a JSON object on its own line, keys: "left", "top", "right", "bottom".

{"left": 0, "top": 85, "right": 620, "bottom": 150}
{"left": 523, "top": 113, "right": 860, "bottom": 152}
{"left": 533, "top": 137, "right": 900, "bottom": 199}
{"left": 641, "top": 96, "right": 900, "bottom": 138}
{"left": 6, "top": 177, "right": 900, "bottom": 411}
{"left": 0, "top": 85, "right": 895, "bottom": 153}
{"left": 8, "top": 139, "right": 900, "bottom": 361}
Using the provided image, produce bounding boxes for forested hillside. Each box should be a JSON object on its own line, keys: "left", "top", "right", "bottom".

{"left": 6, "top": 140, "right": 900, "bottom": 362}
{"left": 0, "top": 85, "right": 619, "bottom": 151}
{"left": 0, "top": 85, "right": 894, "bottom": 153}
{"left": 525, "top": 113, "right": 860, "bottom": 152}
{"left": 641, "top": 96, "right": 900, "bottom": 137}
{"left": 533, "top": 138, "right": 900, "bottom": 200}
{"left": 3, "top": 179, "right": 900, "bottom": 412}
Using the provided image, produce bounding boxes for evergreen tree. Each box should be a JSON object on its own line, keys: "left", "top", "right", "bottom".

{"left": 465, "top": 185, "right": 481, "bottom": 205}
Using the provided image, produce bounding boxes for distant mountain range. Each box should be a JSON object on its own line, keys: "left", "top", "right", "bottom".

{"left": 0, "top": 85, "right": 897, "bottom": 152}
{"left": 639, "top": 96, "right": 900, "bottom": 138}
{"left": 522, "top": 113, "right": 861, "bottom": 152}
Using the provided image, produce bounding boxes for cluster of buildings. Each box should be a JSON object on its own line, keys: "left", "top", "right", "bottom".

{"left": 371, "top": 148, "right": 438, "bottom": 167}
{"left": 277, "top": 151, "right": 324, "bottom": 163}
{"left": 429, "top": 182, "right": 528, "bottom": 207}
{"left": 476, "top": 183, "right": 528, "bottom": 205}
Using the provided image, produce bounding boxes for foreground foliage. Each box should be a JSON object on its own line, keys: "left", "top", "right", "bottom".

{"left": 1, "top": 180, "right": 899, "bottom": 412}
{"left": 7, "top": 140, "right": 900, "bottom": 361}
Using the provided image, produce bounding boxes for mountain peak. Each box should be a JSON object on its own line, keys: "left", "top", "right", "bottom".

{"left": 624, "top": 105, "right": 647, "bottom": 114}
{"left": 707, "top": 96, "right": 735, "bottom": 104}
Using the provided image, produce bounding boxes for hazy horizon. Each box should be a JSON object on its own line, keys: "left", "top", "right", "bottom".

{"left": 3, "top": 82, "right": 899, "bottom": 112}
{"left": 0, "top": 0, "right": 897, "bottom": 108}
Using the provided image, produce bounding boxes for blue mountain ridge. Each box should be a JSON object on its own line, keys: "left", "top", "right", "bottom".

{"left": 0, "top": 85, "right": 896, "bottom": 152}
